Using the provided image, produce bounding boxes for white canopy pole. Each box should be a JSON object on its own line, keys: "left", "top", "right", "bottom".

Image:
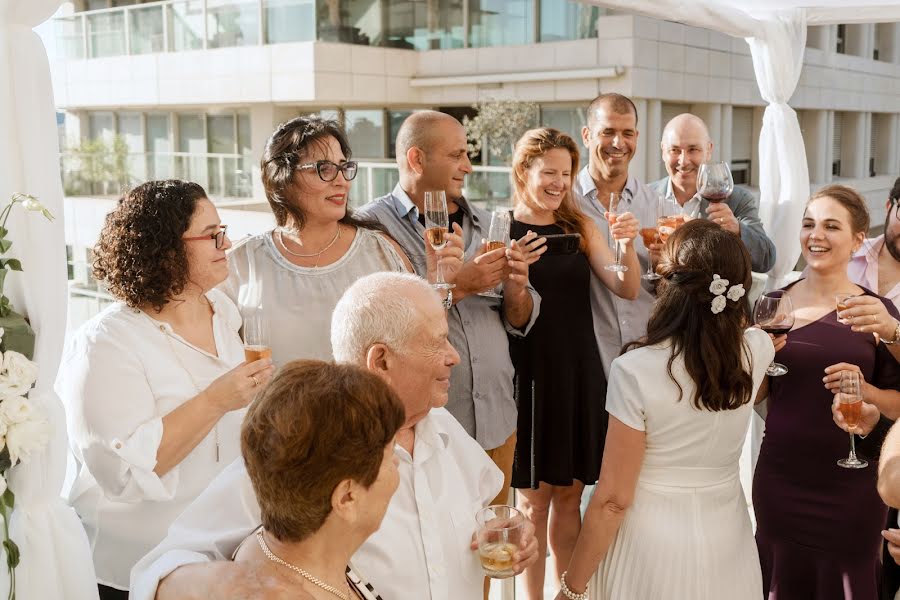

{"left": 746, "top": 10, "right": 810, "bottom": 289}
{"left": 0, "top": 2, "right": 99, "bottom": 598}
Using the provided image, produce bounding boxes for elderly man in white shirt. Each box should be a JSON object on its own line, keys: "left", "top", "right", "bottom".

{"left": 130, "top": 271, "right": 538, "bottom": 600}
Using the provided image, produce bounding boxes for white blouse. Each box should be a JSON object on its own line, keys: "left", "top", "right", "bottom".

{"left": 56, "top": 289, "right": 247, "bottom": 590}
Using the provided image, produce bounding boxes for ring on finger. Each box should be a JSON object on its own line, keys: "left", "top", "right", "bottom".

{"left": 251, "top": 375, "right": 260, "bottom": 387}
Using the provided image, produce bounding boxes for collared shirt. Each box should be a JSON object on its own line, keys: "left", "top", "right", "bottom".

{"left": 129, "top": 407, "right": 503, "bottom": 600}
{"left": 56, "top": 289, "right": 247, "bottom": 590}
{"left": 848, "top": 235, "right": 900, "bottom": 311}
{"left": 355, "top": 185, "right": 541, "bottom": 450}
{"left": 573, "top": 167, "right": 660, "bottom": 376}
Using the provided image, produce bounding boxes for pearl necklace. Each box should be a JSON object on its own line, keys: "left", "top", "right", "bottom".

{"left": 256, "top": 530, "right": 351, "bottom": 600}
{"left": 277, "top": 225, "right": 341, "bottom": 267}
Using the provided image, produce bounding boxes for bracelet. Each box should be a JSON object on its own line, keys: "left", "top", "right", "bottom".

{"left": 882, "top": 320, "right": 900, "bottom": 345}
{"left": 442, "top": 288, "right": 453, "bottom": 310}
{"left": 560, "top": 571, "right": 588, "bottom": 600}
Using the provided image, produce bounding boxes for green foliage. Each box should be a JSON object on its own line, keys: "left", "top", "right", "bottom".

{"left": 0, "top": 195, "right": 55, "bottom": 317}
{"left": 462, "top": 98, "right": 539, "bottom": 165}
{"left": 62, "top": 135, "right": 131, "bottom": 195}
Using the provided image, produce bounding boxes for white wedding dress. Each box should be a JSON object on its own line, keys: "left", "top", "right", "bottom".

{"left": 589, "top": 328, "right": 773, "bottom": 600}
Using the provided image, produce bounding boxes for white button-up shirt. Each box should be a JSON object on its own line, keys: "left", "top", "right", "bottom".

{"left": 848, "top": 235, "right": 900, "bottom": 312}
{"left": 130, "top": 407, "right": 503, "bottom": 600}
{"left": 56, "top": 289, "right": 247, "bottom": 590}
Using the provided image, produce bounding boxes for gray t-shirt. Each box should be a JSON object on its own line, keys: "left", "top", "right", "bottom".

{"left": 221, "top": 227, "right": 407, "bottom": 364}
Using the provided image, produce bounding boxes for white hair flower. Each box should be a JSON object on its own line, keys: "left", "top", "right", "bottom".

{"left": 727, "top": 283, "right": 746, "bottom": 301}
{"left": 709, "top": 274, "right": 729, "bottom": 295}
{"left": 711, "top": 295, "right": 727, "bottom": 314}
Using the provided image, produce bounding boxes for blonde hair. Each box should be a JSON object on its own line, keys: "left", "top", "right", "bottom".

{"left": 511, "top": 128, "right": 589, "bottom": 252}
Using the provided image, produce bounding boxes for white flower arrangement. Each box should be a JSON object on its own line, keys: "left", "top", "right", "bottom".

{"left": 0, "top": 329, "right": 50, "bottom": 599}
{"left": 709, "top": 275, "right": 746, "bottom": 315}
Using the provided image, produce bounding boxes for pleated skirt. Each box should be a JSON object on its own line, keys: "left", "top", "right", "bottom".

{"left": 589, "top": 476, "right": 763, "bottom": 600}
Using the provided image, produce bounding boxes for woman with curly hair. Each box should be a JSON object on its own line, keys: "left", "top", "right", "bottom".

{"left": 56, "top": 180, "right": 274, "bottom": 600}
{"left": 223, "top": 115, "right": 416, "bottom": 363}
{"left": 554, "top": 220, "right": 775, "bottom": 600}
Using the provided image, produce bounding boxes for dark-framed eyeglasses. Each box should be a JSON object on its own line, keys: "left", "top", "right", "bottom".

{"left": 297, "top": 160, "right": 358, "bottom": 182}
{"left": 183, "top": 225, "right": 228, "bottom": 249}
{"left": 891, "top": 198, "right": 900, "bottom": 223}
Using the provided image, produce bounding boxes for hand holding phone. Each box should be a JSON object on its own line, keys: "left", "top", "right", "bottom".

{"left": 542, "top": 233, "right": 581, "bottom": 256}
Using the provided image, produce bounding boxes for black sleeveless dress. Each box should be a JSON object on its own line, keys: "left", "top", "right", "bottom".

{"left": 509, "top": 220, "right": 608, "bottom": 489}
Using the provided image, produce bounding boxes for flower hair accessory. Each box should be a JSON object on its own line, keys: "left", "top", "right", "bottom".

{"left": 709, "top": 274, "right": 745, "bottom": 314}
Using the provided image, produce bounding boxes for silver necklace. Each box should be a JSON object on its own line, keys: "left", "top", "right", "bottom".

{"left": 256, "top": 530, "right": 351, "bottom": 600}
{"left": 277, "top": 225, "right": 341, "bottom": 267}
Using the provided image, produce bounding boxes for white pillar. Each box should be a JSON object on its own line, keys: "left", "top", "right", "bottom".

{"left": 807, "top": 25, "right": 829, "bottom": 51}
{"left": 632, "top": 98, "right": 648, "bottom": 184}
{"left": 690, "top": 103, "right": 722, "bottom": 160}
{"left": 801, "top": 109, "right": 828, "bottom": 185}
{"left": 825, "top": 110, "right": 835, "bottom": 183}
{"left": 250, "top": 104, "right": 277, "bottom": 202}
{"left": 845, "top": 24, "right": 874, "bottom": 59}
{"left": 841, "top": 111, "right": 867, "bottom": 179}
{"left": 719, "top": 104, "right": 733, "bottom": 166}
{"left": 873, "top": 113, "right": 898, "bottom": 176}
{"left": 751, "top": 106, "right": 764, "bottom": 187}
{"left": 864, "top": 112, "right": 873, "bottom": 177}
{"left": 644, "top": 99, "right": 662, "bottom": 182}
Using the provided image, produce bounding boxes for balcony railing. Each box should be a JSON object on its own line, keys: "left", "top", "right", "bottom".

{"left": 60, "top": 150, "right": 253, "bottom": 201}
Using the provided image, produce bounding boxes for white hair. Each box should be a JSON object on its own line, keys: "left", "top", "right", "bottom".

{"left": 331, "top": 272, "right": 437, "bottom": 365}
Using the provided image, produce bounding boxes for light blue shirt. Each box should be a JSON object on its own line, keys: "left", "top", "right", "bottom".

{"left": 573, "top": 167, "right": 661, "bottom": 376}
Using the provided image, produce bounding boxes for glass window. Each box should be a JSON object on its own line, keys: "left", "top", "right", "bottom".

{"left": 207, "top": 115, "right": 236, "bottom": 154}
{"left": 238, "top": 113, "right": 251, "bottom": 156}
{"left": 129, "top": 4, "right": 165, "bottom": 54}
{"left": 55, "top": 16, "right": 85, "bottom": 60}
{"left": 178, "top": 114, "right": 206, "bottom": 153}
{"left": 89, "top": 112, "right": 115, "bottom": 142}
{"left": 118, "top": 113, "right": 144, "bottom": 183}
{"left": 382, "top": 0, "right": 464, "bottom": 50}
{"left": 541, "top": 106, "right": 587, "bottom": 167}
{"left": 265, "top": 0, "right": 316, "bottom": 44}
{"left": 469, "top": 0, "right": 533, "bottom": 47}
{"left": 316, "top": 0, "right": 378, "bottom": 46}
{"left": 87, "top": 11, "right": 126, "bottom": 58}
{"left": 146, "top": 114, "right": 173, "bottom": 180}
{"left": 207, "top": 0, "right": 260, "bottom": 48}
{"left": 539, "top": 0, "right": 601, "bottom": 42}
{"left": 168, "top": 1, "right": 204, "bottom": 52}
{"left": 388, "top": 110, "right": 413, "bottom": 158}
{"left": 345, "top": 110, "right": 385, "bottom": 159}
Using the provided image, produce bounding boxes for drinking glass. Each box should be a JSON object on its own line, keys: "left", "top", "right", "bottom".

{"left": 423, "top": 191, "right": 454, "bottom": 290}
{"left": 837, "top": 370, "right": 868, "bottom": 469}
{"left": 835, "top": 293, "right": 854, "bottom": 325}
{"left": 640, "top": 197, "right": 662, "bottom": 281}
{"left": 604, "top": 192, "right": 628, "bottom": 273}
{"left": 753, "top": 291, "right": 794, "bottom": 377}
{"left": 479, "top": 209, "right": 511, "bottom": 298}
{"left": 475, "top": 505, "right": 524, "bottom": 579}
{"left": 697, "top": 161, "right": 735, "bottom": 204}
{"left": 243, "top": 310, "right": 271, "bottom": 362}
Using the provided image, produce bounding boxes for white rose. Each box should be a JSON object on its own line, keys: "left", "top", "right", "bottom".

{"left": 6, "top": 416, "right": 49, "bottom": 465}
{"left": 0, "top": 396, "right": 32, "bottom": 426}
{"left": 0, "top": 328, "right": 5, "bottom": 345}
{"left": 711, "top": 295, "right": 727, "bottom": 314}
{"left": 709, "top": 274, "right": 729, "bottom": 295}
{"left": 0, "top": 351, "right": 39, "bottom": 398}
{"left": 727, "top": 284, "right": 746, "bottom": 302}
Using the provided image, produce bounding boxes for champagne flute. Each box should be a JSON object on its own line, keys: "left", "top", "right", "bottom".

{"left": 837, "top": 370, "right": 868, "bottom": 469}
{"left": 604, "top": 192, "right": 628, "bottom": 273}
{"left": 697, "top": 161, "right": 735, "bottom": 204}
{"left": 243, "top": 310, "right": 271, "bottom": 362}
{"left": 479, "top": 209, "right": 511, "bottom": 298}
{"left": 753, "top": 291, "right": 794, "bottom": 377}
{"left": 640, "top": 196, "right": 663, "bottom": 281}
{"left": 475, "top": 505, "right": 524, "bottom": 579}
{"left": 424, "top": 191, "right": 454, "bottom": 290}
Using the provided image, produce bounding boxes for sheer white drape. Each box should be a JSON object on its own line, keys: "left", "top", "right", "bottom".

{"left": 0, "top": 2, "right": 99, "bottom": 598}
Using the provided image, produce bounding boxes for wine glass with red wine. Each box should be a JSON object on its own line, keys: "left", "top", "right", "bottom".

{"left": 753, "top": 290, "right": 794, "bottom": 377}
{"left": 698, "top": 161, "right": 734, "bottom": 204}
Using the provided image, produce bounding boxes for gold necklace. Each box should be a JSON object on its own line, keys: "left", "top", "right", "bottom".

{"left": 256, "top": 530, "right": 350, "bottom": 600}
{"left": 277, "top": 225, "right": 342, "bottom": 267}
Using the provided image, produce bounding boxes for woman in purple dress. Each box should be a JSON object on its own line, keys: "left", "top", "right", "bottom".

{"left": 753, "top": 185, "right": 900, "bottom": 599}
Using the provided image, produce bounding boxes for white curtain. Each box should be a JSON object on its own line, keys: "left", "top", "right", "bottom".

{"left": 0, "top": 2, "right": 99, "bottom": 599}
{"left": 746, "top": 10, "right": 809, "bottom": 289}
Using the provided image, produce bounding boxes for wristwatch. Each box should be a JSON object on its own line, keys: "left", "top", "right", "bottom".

{"left": 442, "top": 288, "right": 453, "bottom": 310}
{"left": 883, "top": 320, "right": 900, "bottom": 345}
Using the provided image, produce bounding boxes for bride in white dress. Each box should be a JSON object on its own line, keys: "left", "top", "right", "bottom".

{"left": 554, "top": 220, "right": 778, "bottom": 600}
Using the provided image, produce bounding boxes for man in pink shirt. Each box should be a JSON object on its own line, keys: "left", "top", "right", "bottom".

{"left": 847, "top": 177, "right": 900, "bottom": 311}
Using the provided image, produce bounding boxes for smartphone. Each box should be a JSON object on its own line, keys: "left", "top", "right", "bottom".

{"left": 541, "top": 233, "right": 581, "bottom": 256}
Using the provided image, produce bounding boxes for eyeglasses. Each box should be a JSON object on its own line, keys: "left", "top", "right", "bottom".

{"left": 183, "top": 225, "right": 228, "bottom": 249}
{"left": 297, "top": 160, "right": 358, "bottom": 182}
{"left": 891, "top": 198, "right": 900, "bottom": 222}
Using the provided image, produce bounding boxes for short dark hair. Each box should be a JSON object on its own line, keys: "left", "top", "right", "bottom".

{"left": 92, "top": 180, "right": 207, "bottom": 311}
{"left": 242, "top": 360, "right": 405, "bottom": 543}
{"left": 890, "top": 176, "right": 900, "bottom": 202}
{"left": 586, "top": 93, "right": 638, "bottom": 127}
{"left": 626, "top": 220, "right": 754, "bottom": 412}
